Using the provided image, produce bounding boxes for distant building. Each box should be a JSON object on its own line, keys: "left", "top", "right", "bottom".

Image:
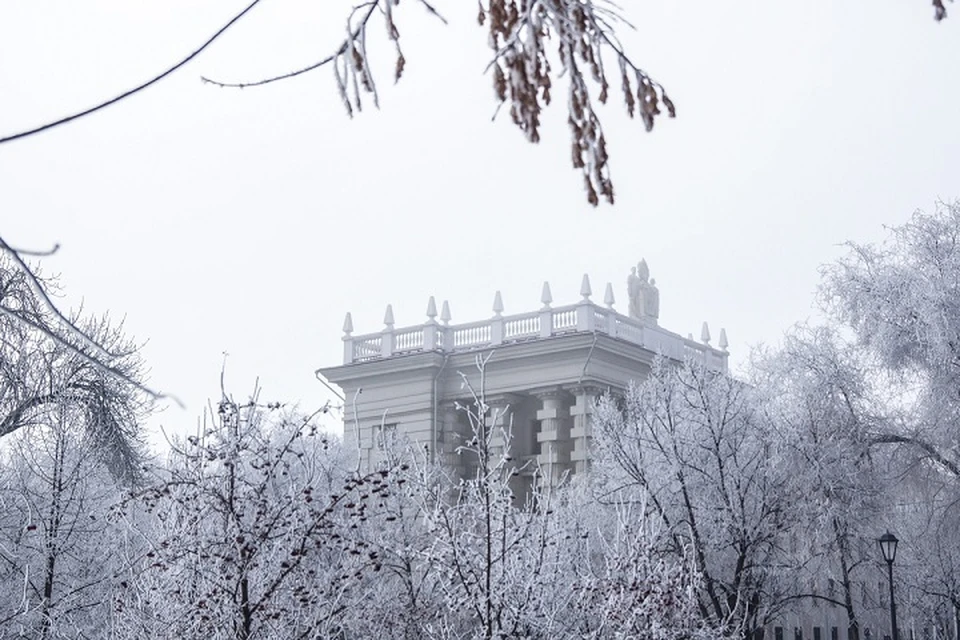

{"left": 317, "top": 262, "right": 728, "bottom": 486}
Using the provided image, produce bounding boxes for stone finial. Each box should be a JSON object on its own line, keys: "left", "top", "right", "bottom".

{"left": 541, "top": 281, "right": 553, "bottom": 309}
{"left": 426, "top": 296, "right": 438, "bottom": 321}
{"left": 493, "top": 290, "right": 504, "bottom": 316}
{"left": 384, "top": 304, "right": 395, "bottom": 328}
{"left": 700, "top": 321, "right": 711, "bottom": 345}
{"left": 342, "top": 312, "right": 353, "bottom": 335}
{"left": 688, "top": 333, "right": 695, "bottom": 341}
{"left": 440, "top": 300, "right": 451, "bottom": 325}
{"left": 719, "top": 328, "right": 729, "bottom": 352}
{"left": 603, "top": 282, "right": 615, "bottom": 308}
{"left": 580, "top": 274, "right": 592, "bottom": 300}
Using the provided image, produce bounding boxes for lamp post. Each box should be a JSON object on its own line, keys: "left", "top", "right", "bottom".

{"left": 878, "top": 531, "right": 899, "bottom": 640}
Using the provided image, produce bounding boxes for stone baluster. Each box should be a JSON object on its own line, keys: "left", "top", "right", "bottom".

{"left": 576, "top": 274, "right": 596, "bottom": 332}
{"left": 424, "top": 296, "right": 439, "bottom": 350}
{"left": 381, "top": 304, "right": 395, "bottom": 357}
{"left": 539, "top": 281, "right": 553, "bottom": 338}
{"left": 570, "top": 386, "right": 600, "bottom": 474}
{"left": 342, "top": 312, "right": 354, "bottom": 364}
{"left": 535, "top": 388, "right": 573, "bottom": 487}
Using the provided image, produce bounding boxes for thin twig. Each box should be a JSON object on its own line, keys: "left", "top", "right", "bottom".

{"left": 0, "top": 0, "right": 264, "bottom": 145}
{"left": 2, "top": 242, "right": 61, "bottom": 257}
{"left": 0, "top": 236, "right": 115, "bottom": 360}
{"left": 201, "top": 2, "right": 379, "bottom": 89}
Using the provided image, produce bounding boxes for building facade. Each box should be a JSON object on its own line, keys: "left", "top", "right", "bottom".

{"left": 317, "top": 264, "right": 728, "bottom": 483}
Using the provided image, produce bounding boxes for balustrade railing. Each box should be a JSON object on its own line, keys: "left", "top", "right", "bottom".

{"left": 395, "top": 329, "right": 424, "bottom": 352}
{"left": 594, "top": 309, "right": 609, "bottom": 332}
{"left": 552, "top": 308, "right": 577, "bottom": 333}
{"left": 504, "top": 313, "right": 540, "bottom": 339}
{"left": 353, "top": 336, "right": 382, "bottom": 361}
{"left": 615, "top": 317, "right": 643, "bottom": 345}
{"left": 453, "top": 322, "right": 492, "bottom": 348}
{"left": 343, "top": 300, "right": 727, "bottom": 372}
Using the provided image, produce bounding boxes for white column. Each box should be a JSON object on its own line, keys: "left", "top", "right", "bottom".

{"left": 569, "top": 386, "right": 601, "bottom": 475}
{"left": 535, "top": 388, "right": 573, "bottom": 487}
{"left": 436, "top": 403, "right": 465, "bottom": 472}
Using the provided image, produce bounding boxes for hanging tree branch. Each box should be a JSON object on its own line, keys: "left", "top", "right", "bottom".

{"left": 934, "top": 0, "right": 951, "bottom": 20}
{"left": 201, "top": 0, "right": 675, "bottom": 206}
{"left": 0, "top": 0, "right": 950, "bottom": 202}
{"left": 201, "top": 1, "right": 386, "bottom": 91}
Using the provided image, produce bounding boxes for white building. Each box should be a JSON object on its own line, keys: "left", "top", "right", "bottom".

{"left": 317, "top": 263, "right": 728, "bottom": 485}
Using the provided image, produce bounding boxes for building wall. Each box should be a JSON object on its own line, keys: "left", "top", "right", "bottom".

{"left": 320, "top": 333, "right": 660, "bottom": 481}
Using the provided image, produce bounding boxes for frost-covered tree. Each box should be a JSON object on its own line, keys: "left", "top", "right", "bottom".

{"left": 112, "top": 390, "right": 396, "bottom": 640}
{"left": 0, "top": 414, "right": 125, "bottom": 639}
{"left": 822, "top": 201, "right": 960, "bottom": 480}
{"left": 725, "top": 201, "right": 960, "bottom": 640}
{"left": 594, "top": 358, "right": 792, "bottom": 638}
{"left": 340, "top": 357, "right": 722, "bottom": 639}
{"left": 411, "top": 377, "right": 560, "bottom": 638}
{"left": 0, "top": 250, "right": 152, "bottom": 481}
{"left": 555, "top": 491, "right": 718, "bottom": 640}
{"left": 752, "top": 327, "right": 887, "bottom": 639}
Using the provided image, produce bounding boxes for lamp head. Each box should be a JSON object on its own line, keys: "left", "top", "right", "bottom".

{"left": 878, "top": 531, "right": 899, "bottom": 564}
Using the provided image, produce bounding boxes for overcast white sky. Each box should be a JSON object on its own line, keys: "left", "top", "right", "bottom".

{"left": 2, "top": 1, "right": 958, "bottom": 439}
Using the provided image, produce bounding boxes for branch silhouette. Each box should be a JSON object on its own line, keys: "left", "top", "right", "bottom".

{"left": 201, "top": 2, "right": 379, "bottom": 90}
{"left": 0, "top": 0, "right": 263, "bottom": 146}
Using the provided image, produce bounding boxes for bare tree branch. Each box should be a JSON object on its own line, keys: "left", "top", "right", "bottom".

{"left": 2, "top": 242, "right": 61, "bottom": 258}
{"left": 201, "top": 2, "right": 380, "bottom": 90}
{"left": 0, "top": 0, "right": 264, "bottom": 145}
{"left": 870, "top": 432, "right": 960, "bottom": 479}
{"left": 0, "top": 239, "right": 179, "bottom": 406}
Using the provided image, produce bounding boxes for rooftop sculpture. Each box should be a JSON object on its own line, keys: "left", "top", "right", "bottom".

{"left": 627, "top": 257, "right": 660, "bottom": 322}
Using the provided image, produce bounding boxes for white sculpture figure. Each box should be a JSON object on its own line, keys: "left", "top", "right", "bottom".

{"left": 629, "top": 259, "right": 653, "bottom": 320}
{"left": 627, "top": 266, "right": 641, "bottom": 319}
{"left": 637, "top": 259, "right": 650, "bottom": 283}
{"left": 647, "top": 278, "right": 660, "bottom": 321}
{"left": 627, "top": 259, "right": 661, "bottom": 322}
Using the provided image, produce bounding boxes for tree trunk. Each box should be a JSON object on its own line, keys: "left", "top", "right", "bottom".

{"left": 833, "top": 517, "right": 860, "bottom": 640}
{"left": 39, "top": 432, "right": 67, "bottom": 640}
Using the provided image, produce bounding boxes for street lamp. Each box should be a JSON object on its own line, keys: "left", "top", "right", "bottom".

{"left": 878, "top": 531, "right": 899, "bottom": 640}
